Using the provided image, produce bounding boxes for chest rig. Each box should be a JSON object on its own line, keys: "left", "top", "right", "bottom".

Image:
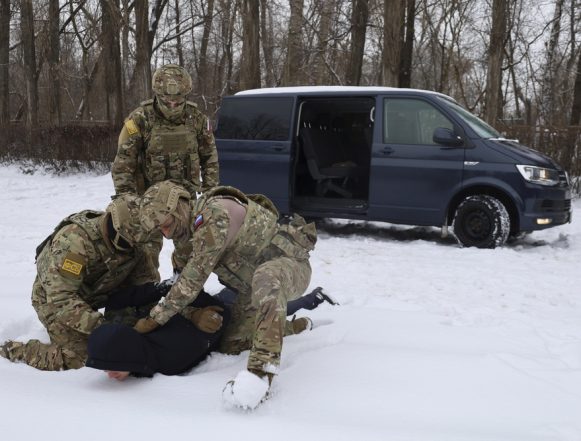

{"left": 36, "top": 211, "right": 141, "bottom": 306}
{"left": 141, "top": 100, "right": 201, "bottom": 193}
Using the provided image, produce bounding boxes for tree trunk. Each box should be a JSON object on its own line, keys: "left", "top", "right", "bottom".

{"left": 101, "top": 0, "right": 124, "bottom": 127}
{"left": 484, "top": 0, "right": 507, "bottom": 126}
{"left": 281, "top": 0, "right": 304, "bottom": 86}
{"left": 20, "top": 0, "right": 38, "bottom": 128}
{"left": 260, "top": 0, "right": 275, "bottom": 86}
{"left": 382, "top": 0, "right": 404, "bottom": 86}
{"left": 174, "top": 0, "right": 184, "bottom": 66}
{"left": 48, "top": 0, "right": 61, "bottom": 126}
{"left": 346, "top": 0, "right": 368, "bottom": 85}
{"left": 314, "top": 0, "right": 334, "bottom": 85}
{"left": 239, "top": 0, "right": 260, "bottom": 90}
{"left": 398, "top": 0, "right": 415, "bottom": 88}
{"left": 569, "top": 49, "right": 581, "bottom": 125}
{"left": 128, "top": 0, "right": 152, "bottom": 108}
{"left": 198, "top": 0, "right": 215, "bottom": 98}
{"left": 0, "top": 0, "right": 10, "bottom": 125}
{"left": 541, "top": 0, "right": 564, "bottom": 124}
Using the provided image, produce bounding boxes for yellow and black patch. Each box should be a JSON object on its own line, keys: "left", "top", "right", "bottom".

{"left": 58, "top": 252, "right": 86, "bottom": 279}
{"left": 124, "top": 119, "right": 139, "bottom": 136}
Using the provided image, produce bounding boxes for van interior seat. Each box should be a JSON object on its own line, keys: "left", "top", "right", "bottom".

{"left": 299, "top": 120, "right": 362, "bottom": 198}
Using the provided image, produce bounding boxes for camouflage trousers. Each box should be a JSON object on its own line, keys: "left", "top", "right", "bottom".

{"left": 3, "top": 283, "right": 89, "bottom": 371}
{"left": 218, "top": 256, "right": 311, "bottom": 374}
{"left": 4, "top": 281, "right": 143, "bottom": 371}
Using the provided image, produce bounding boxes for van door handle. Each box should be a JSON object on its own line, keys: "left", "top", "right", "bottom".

{"left": 268, "top": 144, "right": 285, "bottom": 152}
{"left": 380, "top": 146, "right": 394, "bottom": 155}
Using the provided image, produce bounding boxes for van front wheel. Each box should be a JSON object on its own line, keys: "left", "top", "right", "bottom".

{"left": 452, "top": 195, "right": 510, "bottom": 248}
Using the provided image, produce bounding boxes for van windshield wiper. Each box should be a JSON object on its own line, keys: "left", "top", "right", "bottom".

{"left": 487, "top": 137, "right": 519, "bottom": 143}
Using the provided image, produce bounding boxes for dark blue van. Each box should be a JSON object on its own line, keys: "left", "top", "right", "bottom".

{"left": 214, "top": 86, "right": 572, "bottom": 248}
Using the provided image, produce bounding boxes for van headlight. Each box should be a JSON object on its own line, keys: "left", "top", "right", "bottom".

{"left": 516, "top": 165, "right": 559, "bottom": 186}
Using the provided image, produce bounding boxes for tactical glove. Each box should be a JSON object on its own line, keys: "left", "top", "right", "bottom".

{"left": 134, "top": 317, "right": 159, "bottom": 334}
{"left": 187, "top": 305, "right": 224, "bottom": 333}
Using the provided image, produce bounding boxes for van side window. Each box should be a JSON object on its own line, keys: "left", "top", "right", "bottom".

{"left": 215, "top": 97, "right": 293, "bottom": 141}
{"left": 383, "top": 98, "right": 453, "bottom": 145}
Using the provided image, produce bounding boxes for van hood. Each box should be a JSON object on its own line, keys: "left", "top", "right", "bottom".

{"left": 484, "top": 139, "right": 560, "bottom": 170}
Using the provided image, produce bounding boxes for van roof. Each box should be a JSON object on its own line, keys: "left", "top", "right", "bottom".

{"left": 235, "top": 86, "right": 454, "bottom": 101}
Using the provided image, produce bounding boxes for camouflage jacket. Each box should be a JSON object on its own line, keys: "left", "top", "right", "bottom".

{"left": 33, "top": 211, "right": 159, "bottom": 334}
{"left": 111, "top": 99, "right": 219, "bottom": 196}
{"left": 148, "top": 186, "right": 317, "bottom": 325}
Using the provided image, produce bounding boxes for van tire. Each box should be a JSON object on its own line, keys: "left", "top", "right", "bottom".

{"left": 452, "top": 195, "right": 510, "bottom": 248}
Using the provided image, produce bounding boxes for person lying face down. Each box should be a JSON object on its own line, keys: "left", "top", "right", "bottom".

{"left": 85, "top": 284, "right": 336, "bottom": 379}
{"left": 86, "top": 288, "right": 228, "bottom": 378}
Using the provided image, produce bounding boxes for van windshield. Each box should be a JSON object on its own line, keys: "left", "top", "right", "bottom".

{"left": 437, "top": 97, "right": 500, "bottom": 138}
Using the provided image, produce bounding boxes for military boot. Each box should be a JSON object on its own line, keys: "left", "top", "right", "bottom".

{"left": 0, "top": 340, "right": 25, "bottom": 361}
{"left": 222, "top": 369, "right": 273, "bottom": 410}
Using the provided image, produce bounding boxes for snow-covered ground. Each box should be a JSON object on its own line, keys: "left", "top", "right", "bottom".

{"left": 0, "top": 164, "right": 579, "bottom": 441}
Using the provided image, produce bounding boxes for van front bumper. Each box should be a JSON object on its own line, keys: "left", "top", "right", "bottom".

{"left": 520, "top": 187, "right": 572, "bottom": 231}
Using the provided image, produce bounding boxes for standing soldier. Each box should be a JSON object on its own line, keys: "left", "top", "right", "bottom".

{"left": 112, "top": 63, "right": 219, "bottom": 197}
{"left": 137, "top": 180, "right": 317, "bottom": 410}
{"left": 111, "top": 64, "right": 219, "bottom": 271}
{"left": 0, "top": 195, "right": 159, "bottom": 371}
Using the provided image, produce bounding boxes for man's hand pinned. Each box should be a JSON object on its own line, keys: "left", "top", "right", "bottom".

{"left": 134, "top": 317, "right": 159, "bottom": 334}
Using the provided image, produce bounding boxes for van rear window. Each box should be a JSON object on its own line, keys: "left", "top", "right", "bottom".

{"left": 215, "top": 97, "right": 294, "bottom": 141}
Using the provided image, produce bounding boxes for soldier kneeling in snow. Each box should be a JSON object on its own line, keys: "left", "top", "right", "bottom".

{"left": 136, "top": 180, "right": 318, "bottom": 409}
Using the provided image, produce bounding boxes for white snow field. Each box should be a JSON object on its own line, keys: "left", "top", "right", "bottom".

{"left": 0, "top": 164, "right": 579, "bottom": 441}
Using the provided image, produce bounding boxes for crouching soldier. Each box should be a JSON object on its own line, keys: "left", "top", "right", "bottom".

{"left": 136, "top": 180, "right": 317, "bottom": 409}
{"left": 0, "top": 195, "right": 159, "bottom": 371}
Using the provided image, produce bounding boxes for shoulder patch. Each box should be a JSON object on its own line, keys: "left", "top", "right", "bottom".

{"left": 59, "top": 252, "right": 86, "bottom": 279}
{"left": 124, "top": 119, "right": 139, "bottom": 136}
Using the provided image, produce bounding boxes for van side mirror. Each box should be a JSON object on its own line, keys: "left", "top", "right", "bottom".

{"left": 433, "top": 127, "right": 463, "bottom": 147}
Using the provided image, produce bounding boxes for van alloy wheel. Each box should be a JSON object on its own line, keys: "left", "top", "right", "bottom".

{"left": 452, "top": 195, "right": 510, "bottom": 248}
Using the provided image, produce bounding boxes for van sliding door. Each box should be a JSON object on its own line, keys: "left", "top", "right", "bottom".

{"left": 368, "top": 96, "right": 465, "bottom": 226}
{"left": 214, "top": 96, "right": 295, "bottom": 213}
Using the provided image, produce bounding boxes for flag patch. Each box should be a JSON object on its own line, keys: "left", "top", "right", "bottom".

{"left": 194, "top": 214, "right": 204, "bottom": 230}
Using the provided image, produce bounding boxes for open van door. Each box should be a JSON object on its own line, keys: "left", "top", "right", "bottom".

{"left": 214, "top": 96, "right": 295, "bottom": 213}
{"left": 367, "top": 95, "right": 466, "bottom": 226}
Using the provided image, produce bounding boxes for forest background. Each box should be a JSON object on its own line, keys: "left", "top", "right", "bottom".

{"left": 1, "top": 0, "right": 580, "bottom": 193}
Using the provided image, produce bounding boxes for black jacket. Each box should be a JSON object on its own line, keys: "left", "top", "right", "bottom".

{"left": 86, "top": 287, "right": 230, "bottom": 376}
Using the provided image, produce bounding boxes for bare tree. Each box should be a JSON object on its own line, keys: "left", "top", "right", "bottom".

{"left": 198, "top": 0, "right": 215, "bottom": 97}
{"left": 20, "top": 0, "right": 38, "bottom": 127}
{"left": 239, "top": 0, "right": 261, "bottom": 90}
{"left": 346, "top": 0, "right": 368, "bottom": 85}
{"left": 48, "top": 0, "right": 61, "bottom": 125}
{"left": 382, "top": 0, "right": 404, "bottom": 86}
{"left": 399, "top": 0, "right": 416, "bottom": 87}
{"left": 101, "top": 0, "right": 124, "bottom": 126}
{"left": 484, "top": 0, "right": 507, "bottom": 125}
{"left": 281, "top": 0, "right": 304, "bottom": 86}
{"left": 260, "top": 0, "right": 276, "bottom": 86}
{"left": 128, "top": 0, "right": 168, "bottom": 107}
{"left": 0, "top": 0, "right": 10, "bottom": 125}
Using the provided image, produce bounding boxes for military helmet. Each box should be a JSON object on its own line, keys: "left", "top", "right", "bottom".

{"left": 106, "top": 194, "right": 143, "bottom": 251}
{"left": 140, "top": 180, "right": 191, "bottom": 233}
{"left": 151, "top": 64, "right": 192, "bottom": 97}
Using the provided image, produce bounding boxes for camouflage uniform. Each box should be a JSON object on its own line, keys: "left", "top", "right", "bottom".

{"left": 111, "top": 64, "right": 219, "bottom": 197}
{"left": 2, "top": 197, "right": 159, "bottom": 371}
{"left": 111, "top": 64, "right": 219, "bottom": 272}
{"left": 140, "top": 184, "right": 317, "bottom": 375}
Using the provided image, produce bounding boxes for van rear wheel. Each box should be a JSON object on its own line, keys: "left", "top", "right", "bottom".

{"left": 452, "top": 195, "right": 510, "bottom": 248}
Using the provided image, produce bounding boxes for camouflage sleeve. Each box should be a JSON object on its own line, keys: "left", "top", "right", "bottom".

{"left": 149, "top": 203, "right": 230, "bottom": 325}
{"left": 197, "top": 114, "right": 219, "bottom": 191}
{"left": 111, "top": 112, "right": 145, "bottom": 195}
{"left": 36, "top": 225, "right": 104, "bottom": 335}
